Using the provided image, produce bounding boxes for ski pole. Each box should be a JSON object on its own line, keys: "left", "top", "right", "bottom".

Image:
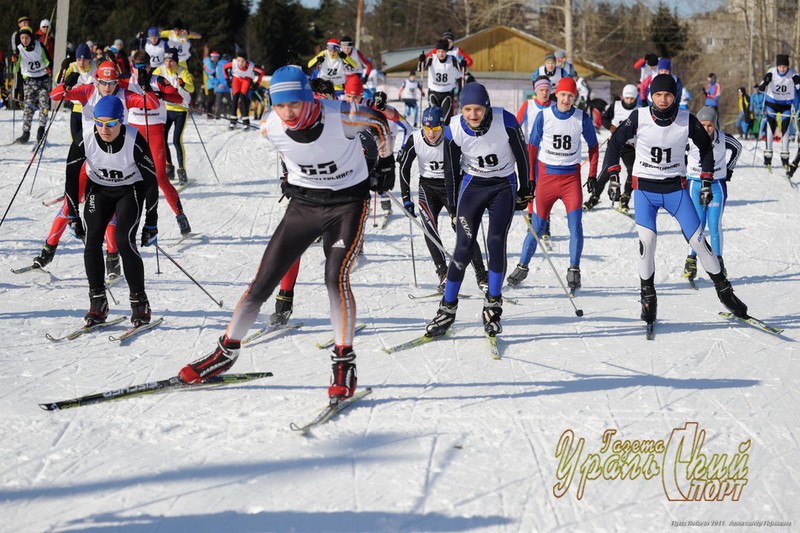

{"left": 480, "top": 219, "right": 488, "bottom": 265}
{"left": 11, "top": 69, "right": 16, "bottom": 141}
{"left": 386, "top": 191, "right": 464, "bottom": 269}
{"left": 154, "top": 243, "right": 223, "bottom": 308}
{"left": 29, "top": 99, "right": 62, "bottom": 195}
{"left": 408, "top": 215, "right": 418, "bottom": 287}
{"left": 0, "top": 98, "right": 64, "bottom": 231}
{"left": 522, "top": 215, "right": 584, "bottom": 317}
{"left": 188, "top": 109, "right": 221, "bottom": 183}
{"left": 155, "top": 244, "right": 162, "bottom": 274}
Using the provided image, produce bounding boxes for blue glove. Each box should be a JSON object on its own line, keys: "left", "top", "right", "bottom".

{"left": 141, "top": 225, "right": 158, "bottom": 247}
{"left": 403, "top": 200, "right": 415, "bottom": 217}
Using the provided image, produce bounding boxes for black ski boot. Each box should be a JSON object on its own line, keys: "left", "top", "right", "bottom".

{"left": 717, "top": 255, "right": 727, "bottom": 277}
{"left": 435, "top": 265, "right": 447, "bottom": 293}
{"left": 242, "top": 118, "right": 250, "bottom": 128}
{"left": 781, "top": 152, "right": 790, "bottom": 172}
{"left": 14, "top": 130, "right": 30, "bottom": 144}
{"left": 542, "top": 219, "right": 551, "bottom": 240}
{"left": 269, "top": 289, "right": 293, "bottom": 326}
{"left": 106, "top": 251, "right": 121, "bottom": 279}
{"left": 640, "top": 285, "right": 657, "bottom": 324}
{"left": 179, "top": 335, "right": 241, "bottom": 384}
{"left": 426, "top": 298, "right": 458, "bottom": 337}
{"left": 788, "top": 163, "right": 798, "bottom": 178}
{"left": 177, "top": 168, "right": 188, "bottom": 185}
{"left": 166, "top": 162, "right": 175, "bottom": 181}
{"left": 474, "top": 264, "right": 489, "bottom": 293}
{"left": 85, "top": 287, "right": 109, "bottom": 326}
{"left": 506, "top": 264, "right": 529, "bottom": 287}
{"left": 482, "top": 294, "right": 503, "bottom": 336}
{"left": 619, "top": 193, "right": 630, "bottom": 211}
{"left": 567, "top": 265, "right": 581, "bottom": 290}
{"left": 176, "top": 213, "right": 191, "bottom": 236}
{"left": 380, "top": 198, "right": 392, "bottom": 214}
{"left": 764, "top": 149, "right": 773, "bottom": 168}
{"left": 36, "top": 125, "right": 45, "bottom": 143}
{"left": 683, "top": 255, "right": 697, "bottom": 280}
{"left": 583, "top": 194, "right": 600, "bottom": 210}
{"left": 33, "top": 243, "right": 57, "bottom": 269}
{"left": 711, "top": 275, "right": 747, "bottom": 318}
{"left": 329, "top": 346, "right": 357, "bottom": 402}
{"left": 130, "top": 291, "right": 151, "bottom": 326}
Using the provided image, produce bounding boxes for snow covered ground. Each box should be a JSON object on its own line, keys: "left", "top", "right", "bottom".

{"left": 0, "top": 109, "right": 797, "bottom": 532}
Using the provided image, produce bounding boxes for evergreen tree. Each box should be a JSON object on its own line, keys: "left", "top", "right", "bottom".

{"left": 649, "top": 3, "right": 687, "bottom": 59}
{"left": 249, "top": 0, "right": 314, "bottom": 73}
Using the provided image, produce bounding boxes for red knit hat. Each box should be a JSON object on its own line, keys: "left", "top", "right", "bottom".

{"left": 326, "top": 39, "right": 341, "bottom": 50}
{"left": 344, "top": 74, "right": 363, "bottom": 96}
{"left": 555, "top": 76, "right": 577, "bottom": 96}
{"left": 95, "top": 60, "right": 119, "bottom": 81}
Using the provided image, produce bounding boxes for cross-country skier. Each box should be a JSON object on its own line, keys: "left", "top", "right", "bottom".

{"left": 516, "top": 75, "right": 554, "bottom": 144}
{"left": 583, "top": 83, "right": 639, "bottom": 211}
{"left": 506, "top": 76, "right": 598, "bottom": 290}
{"left": 340, "top": 36, "right": 372, "bottom": 83}
{"left": 160, "top": 19, "right": 201, "bottom": 68}
{"left": 222, "top": 51, "right": 265, "bottom": 129}
{"left": 178, "top": 65, "right": 395, "bottom": 404}
{"left": 308, "top": 39, "right": 358, "bottom": 96}
{"left": 640, "top": 58, "right": 683, "bottom": 106}
{"left": 532, "top": 53, "right": 569, "bottom": 94}
{"left": 60, "top": 43, "right": 96, "bottom": 140}
{"left": 144, "top": 27, "right": 166, "bottom": 69}
{"left": 602, "top": 74, "right": 748, "bottom": 329}
{"left": 682, "top": 106, "right": 741, "bottom": 284}
{"left": 65, "top": 95, "right": 159, "bottom": 327}
{"left": 424, "top": 82, "right": 530, "bottom": 338}
{"left": 757, "top": 54, "right": 800, "bottom": 171}
{"left": 399, "top": 106, "right": 489, "bottom": 291}
{"left": 202, "top": 48, "right": 221, "bottom": 117}
{"left": 13, "top": 25, "right": 51, "bottom": 144}
{"left": 704, "top": 73, "right": 721, "bottom": 109}
{"left": 154, "top": 47, "right": 194, "bottom": 184}
{"left": 398, "top": 71, "right": 423, "bottom": 126}
{"left": 418, "top": 40, "right": 461, "bottom": 124}
{"left": 120, "top": 50, "right": 193, "bottom": 236}
{"left": 554, "top": 49, "right": 576, "bottom": 78}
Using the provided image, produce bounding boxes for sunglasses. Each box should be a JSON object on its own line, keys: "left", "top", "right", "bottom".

{"left": 97, "top": 79, "right": 117, "bottom": 86}
{"left": 423, "top": 125, "right": 442, "bottom": 132}
{"left": 94, "top": 118, "right": 121, "bottom": 128}
{"left": 133, "top": 63, "right": 148, "bottom": 69}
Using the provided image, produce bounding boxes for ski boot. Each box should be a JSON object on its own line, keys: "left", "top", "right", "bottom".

{"left": 426, "top": 298, "right": 458, "bottom": 337}
{"left": 36, "top": 125, "right": 45, "bottom": 143}
{"left": 683, "top": 255, "right": 697, "bottom": 280}
{"left": 105, "top": 251, "right": 121, "bottom": 279}
{"left": 711, "top": 275, "right": 747, "bottom": 318}
{"left": 177, "top": 168, "right": 188, "bottom": 185}
{"left": 482, "top": 294, "right": 503, "bottom": 336}
{"left": 567, "top": 265, "right": 581, "bottom": 291}
{"left": 329, "top": 346, "right": 357, "bottom": 402}
{"left": 583, "top": 194, "right": 600, "bottom": 211}
{"left": 269, "top": 289, "right": 293, "bottom": 326}
{"left": 619, "top": 193, "right": 630, "bottom": 211}
{"left": 640, "top": 285, "right": 657, "bottom": 324}
{"left": 179, "top": 335, "right": 241, "bottom": 384}
{"left": 474, "top": 264, "right": 489, "bottom": 293}
{"left": 228, "top": 119, "right": 237, "bottom": 130}
{"left": 242, "top": 118, "right": 250, "bottom": 128}
{"left": 717, "top": 255, "right": 727, "bottom": 277}
{"left": 435, "top": 266, "right": 447, "bottom": 293}
{"left": 542, "top": 219, "right": 552, "bottom": 240}
{"left": 33, "top": 243, "right": 57, "bottom": 269}
{"left": 781, "top": 152, "right": 790, "bottom": 172}
{"left": 85, "top": 287, "right": 109, "bottom": 326}
{"left": 14, "top": 130, "right": 30, "bottom": 144}
{"left": 764, "top": 149, "right": 773, "bottom": 169}
{"left": 506, "top": 264, "right": 529, "bottom": 287}
{"left": 130, "top": 291, "right": 151, "bottom": 326}
{"left": 788, "top": 163, "right": 798, "bottom": 178}
{"left": 166, "top": 162, "right": 175, "bottom": 181}
{"left": 380, "top": 198, "right": 392, "bottom": 214}
{"left": 176, "top": 213, "right": 192, "bottom": 236}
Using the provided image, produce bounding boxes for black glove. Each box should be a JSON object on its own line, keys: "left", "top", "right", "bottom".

{"left": 370, "top": 155, "right": 395, "bottom": 193}
{"left": 338, "top": 51, "right": 348, "bottom": 59}
{"left": 138, "top": 67, "right": 152, "bottom": 91}
{"left": 361, "top": 75, "right": 369, "bottom": 84}
{"left": 64, "top": 72, "right": 80, "bottom": 90}
{"left": 515, "top": 189, "right": 534, "bottom": 211}
{"left": 585, "top": 176, "right": 597, "bottom": 195}
{"left": 726, "top": 169, "right": 733, "bottom": 181}
{"left": 60, "top": 57, "right": 72, "bottom": 72}
{"left": 69, "top": 218, "right": 85, "bottom": 241}
{"left": 403, "top": 199, "right": 415, "bottom": 217}
{"left": 699, "top": 179, "right": 713, "bottom": 206}
{"left": 141, "top": 225, "right": 158, "bottom": 247}
{"left": 396, "top": 147, "right": 406, "bottom": 162}
{"left": 373, "top": 91, "right": 387, "bottom": 111}
{"left": 315, "top": 55, "right": 325, "bottom": 66}
{"left": 459, "top": 59, "right": 467, "bottom": 71}
{"left": 607, "top": 170, "right": 621, "bottom": 202}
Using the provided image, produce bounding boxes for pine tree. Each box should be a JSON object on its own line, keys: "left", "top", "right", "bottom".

{"left": 649, "top": 3, "right": 688, "bottom": 59}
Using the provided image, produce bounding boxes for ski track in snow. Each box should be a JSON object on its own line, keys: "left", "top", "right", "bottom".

{"left": 0, "top": 112, "right": 798, "bottom": 531}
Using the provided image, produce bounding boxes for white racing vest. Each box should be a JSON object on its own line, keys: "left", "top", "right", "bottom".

{"left": 765, "top": 67, "right": 799, "bottom": 105}
{"left": 146, "top": 41, "right": 166, "bottom": 68}
{"left": 342, "top": 48, "right": 367, "bottom": 76}
{"left": 399, "top": 80, "right": 420, "bottom": 101}
{"left": 265, "top": 100, "right": 369, "bottom": 190}
{"left": 166, "top": 31, "right": 191, "bottom": 62}
{"left": 83, "top": 125, "right": 143, "bottom": 187}
{"left": 232, "top": 60, "right": 257, "bottom": 80}
{"left": 521, "top": 99, "right": 552, "bottom": 143}
{"left": 125, "top": 77, "right": 167, "bottom": 125}
{"left": 154, "top": 65, "right": 191, "bottom": 107}
{"left": 534, "top": 66, "right": 565, "bottom": 91}
{"left": 538, "top": 106, "right": 585, "bottom": 167}
{"left": 687, "top": 130, "right": 727, "bottom": 180}
{"left": 18, "top": 42, "right": 48, "bottom": 77}
{"left": 412, "top": 130, "right": 444, "bottom": 179}
{"left": 632, "top": 107, "right": 689, "bottom": 179}
{"left": 427, "top": 57, "right": 459, "bottom": 92}
{"left": 319, "top": 54, "right": 348, "bottom": 87}
{"left": 80, "top": 87, "right": 128, "bottom": 129}
{"left": 449, "top": 108, "right": 515, "bottom": 178}
{"left": 611, "top": 101, "right": 636, "bottom": 146}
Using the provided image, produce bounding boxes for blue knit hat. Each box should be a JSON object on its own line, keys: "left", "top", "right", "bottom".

{"left": 76, "top": 43, "right": 91, "bottom": 60}
{"left": 422, "top": 106, "right": 444, "bottom": 127}
{"left": 94, "top": 95, "right": 125, "bottom": 120}
{"left": 148, "top": 26, "right": 159, "bottom": 37}
{"left": 269, "top": 65, "right": 313, "bottom": 105}
{"left": 460, "top": 82, "right": 490, "bottom": 108}
{"left": 657, "top": 58, "right": 672, "bottom": 71}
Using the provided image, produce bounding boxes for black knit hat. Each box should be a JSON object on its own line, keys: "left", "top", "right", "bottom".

{"left": 777, "top": 54, "right": 790, "bottom": 67}
{"left": 649, "top": 73, "right": 677, "bottom": 97}
{"left": 435, "top": 39, "right": 449, "bottom": 51}
{"left": 645, "top": 53, "right": 659, "bottom": 67}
